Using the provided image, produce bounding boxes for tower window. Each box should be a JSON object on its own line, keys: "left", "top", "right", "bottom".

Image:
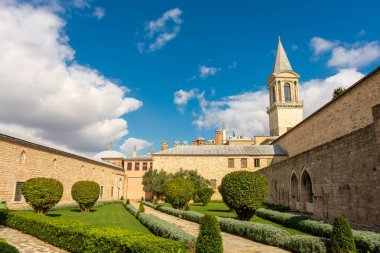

{"left": 271, "top": 86, "right": 276, "bottom": 104}
{"left": 284, "top": 83, "right": 291, "bottom": 102}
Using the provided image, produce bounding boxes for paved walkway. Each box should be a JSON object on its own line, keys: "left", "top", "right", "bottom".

{"left": 0, "top": 225, "right": 68, "bottom": 253}
{"left": 135, "top": 203, "right": 290, "bottom": 253}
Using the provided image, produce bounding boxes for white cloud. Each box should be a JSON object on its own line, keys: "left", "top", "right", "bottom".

{"left": 310, "top": 37, "right": 340, "bottom": 55}
{"left": 92, "top": 7, "right": 105, "bottom": 20}
{"left": 328, "top": 42, "right": 380, "bottom": 68}
{"left": 174, "top": 89, "right": 196, "bottom": 106}
{"left": 0, "top": 1, "right": 143, "bottom": 153}
{"left": 228, "top": 62, "right": 238, "bottom": 69}
{"left": 138, "top": 8, "right": 183, "bottom": 53}
{"left": 199, "top": 66, "right": 218, "bottom": 78}
{"left": 119, "top": 137, "right": 153, "bottom": 157}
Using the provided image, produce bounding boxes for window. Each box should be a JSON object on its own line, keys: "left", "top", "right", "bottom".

{"left": 150, "top": 162, "right": 153, "bottom": 169}
{"left": 111, "top": 187, "right": 114, "bottom": 197}
{"left": 14, "top": 182, "right": 24, "bottom": 201}
{"left": 210, "top": 179, "right": 217, "bottom": 189}
{"left": 241, "top": 158, "right": 247, "bottom": 168}
{"left": 53, "top": 159, "right": 57, "bottom": 168}
{"left": 254, "top": 158, "right": 260, "bottom": 168}
{"left": 228, "top": 158, "right": 234, "bottom": 168}
{"left": 142, "top": 162, "right": 148, "bottom": 171}
{"left": 271, "top": 86, "right": 276, "bottom": 104}
{"left": 266, "top": 158, "right": 273, "bottom": 166}
{"left": 100, "top": 186, "right": 104, "bottom": 198}
{"left": 284, "top": 83, "right": 291, "bottom": 102}
{"left": 135, "top": 162, "right": 140, "bottom": 171}
{"left": 127, "top": 162, "right": 132, "bottom": 171}
{"left": 20, "top": 151, "right": 26, "bottom": 164}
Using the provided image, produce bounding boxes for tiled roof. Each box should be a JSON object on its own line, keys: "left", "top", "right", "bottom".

{"left": 125, "top": 156, "right": 153, "bottom": 161}
{"left": 153, "top": 145, "right": 287, "bottom": 156}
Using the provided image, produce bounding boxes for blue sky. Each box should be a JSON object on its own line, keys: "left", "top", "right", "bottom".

{"left": 0, "top": 0, "right": 379, "bottom": 156}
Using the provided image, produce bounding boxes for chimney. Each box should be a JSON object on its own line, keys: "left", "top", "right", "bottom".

{"left": 183, "top": 141, "right": 188, "bottom": 146}
{"left": 174, "top": 141, "right": 180, "bottom": 147}
{"left": 215, "top": 130, "right": 222, "bottom": 145}
{"left": 161, "top": 141, "right": 168, "bottom": 151}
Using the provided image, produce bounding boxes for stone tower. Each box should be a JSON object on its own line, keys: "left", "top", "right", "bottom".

{"left": 267, "top": 37, "right": 304, "bottom": 136}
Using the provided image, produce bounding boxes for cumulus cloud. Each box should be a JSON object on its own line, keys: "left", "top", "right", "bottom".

{"left": 92, "top": 7, "right": 105, "bottom": 20}
{"left": 138, "top": 8, "right": 183, "bottom": 53}
{"left": 0, "top": 1, "right": 142, "bottom": 153}
{"left": 199, "top": 66, "right": 218, "bottom": 78}
{"left": 174, "top": 89, "right": 196, "bottom": 106}
{"left": 310, "top": 37, "right": 340, "bottom": 55}
{"left": 119, "top": 137, "right": 153, "bottom": 157}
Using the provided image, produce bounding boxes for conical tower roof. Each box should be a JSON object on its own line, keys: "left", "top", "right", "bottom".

{"left": 273, "top": 36, "right": 292, "bottom": 74}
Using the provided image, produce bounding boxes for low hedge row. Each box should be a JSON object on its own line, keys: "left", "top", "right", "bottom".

{"left": 0, "top": 238, "right": 18, "bottom": 253}
{"left": 0, "top": 210, "right": 185, "bottom": 253}
{"left": 144, "top": 202, "right": 328, "bottom": 253}
{"left": 124, "top": 204, "right": 196, "bottom": 248}
{"left": 255, "top": 208, "right": 380, "bottom": 253}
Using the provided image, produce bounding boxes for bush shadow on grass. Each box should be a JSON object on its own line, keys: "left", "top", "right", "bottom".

{"left": 47, "top": 214, "right": 61, "bottom": 217}
{"left": 69, "top": 209, "right": 97, "bottom": 213}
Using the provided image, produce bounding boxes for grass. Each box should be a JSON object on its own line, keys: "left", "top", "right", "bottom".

{"left": 49, "top": 203, "right": 151, "bottom": 234}
{"left": 160, "top": 202, "right": 308, "bottom": 235}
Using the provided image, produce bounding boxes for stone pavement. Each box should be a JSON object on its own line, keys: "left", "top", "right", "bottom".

{"left": 0, "top": 225, "right": 68, "bottom": 253}
{"left": 136, "top": 203, "right": 290, "bottom": 253}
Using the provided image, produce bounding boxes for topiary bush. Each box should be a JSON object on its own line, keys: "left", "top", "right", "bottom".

{"left": 331, "top": 215, "right": 357, "bottom": 253}
{"left": 219, "top": 171, "right": 269, "bottom": 220}
{"left": 163, "top": 178, "right": 194, "bottom": 209}
{"left": 138, "top": 201, "right": 145, "bottom": 214}
{"left": 197, "top": 187, "right": 215, "bottom": 206}
{"left": 196, "top": 214, "right": 223, "bottom": 253}
{"left": 21, "top": 177, "right": 63, "bottom": 215}
{"left": 71, "top": 181, "right": 100, "bottom": 212}
{"left": 126, "top": 199, "right": 131, "bottom": 205}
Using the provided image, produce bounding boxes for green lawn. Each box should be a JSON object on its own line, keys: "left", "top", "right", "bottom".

{"left": 161, "top": 202, "right": 307, "bottom": 235}
{"left": 49, "top": 203, "right": 151, "bottom": 234}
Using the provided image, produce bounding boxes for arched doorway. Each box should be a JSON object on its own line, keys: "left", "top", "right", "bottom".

{"left": 290, "top": 173, "right": 299, "bottom": 210}
{"left": 301, "top": 171, "right": 314, "bottom": 214}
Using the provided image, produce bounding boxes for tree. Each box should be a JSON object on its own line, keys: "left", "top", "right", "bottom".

{"left": 219, "top": 171, "right": 269, "bottom": 220}
{"left": 331, "top": 215, "right": 357, "bottom": 253}
{"left": 333, "top": 87, "right": 346, "bottom": 99}
{"left": 142, "top": 168, "right": 170, "bottom": 199}
{"left": 21, "top": 178, "right": 63, "bottom": 215}
{"left": 71, "top": 181, "right": 100, "bottom": 212}
{"left": 196, "top": 214, "right": 223, "bottom": 253}
{"left": 197, "top": 187, "right": 215, "bottom": 206}
{"left": 163, "top": 178, "right": 195, "bottom": 209}
{"left": 173, "top": 168, "right": 209, "bottom": 201}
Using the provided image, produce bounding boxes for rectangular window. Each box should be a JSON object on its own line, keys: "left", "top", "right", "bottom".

{"left": 142, "top": 162, "right": 148, "bottom": 171}
{"left": 228, "top": 158, "right": 234, "bottom": 168}
{"left": 111, "top": 187, "right": 114, "bottom": 197}
{"left": 254, "top": 158, "right": 260, "bottom": 168}
{"left": 127, "top": 162, "right": 132, "bottom": 171}
{"left": 210, "top": 179, "right": 217, "bottom": 189}
{"left": 135, "top": 162, "right": 140, "bottom": 171}
{"left": 150, "top": 162, "right": 153, "bottom": 169}
{"left": 241, "top": 158, "right": 247, "bottom": 168}
{"left": 100, "top": 186, "right": 104, "bottom": 198}
{"left": 267, "top": 158, "right": 273, "bottom": 166}
{"left": 14, "top": 182, "right": 24, "bottom": 201}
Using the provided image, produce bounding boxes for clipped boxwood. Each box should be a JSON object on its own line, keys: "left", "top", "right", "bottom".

{"left": 219, "top": 171, "right": 269, "bottom": 220}
{"left": 0, "top": 238, "right": 18, "bottom": 253}
{"left": 331, "top": 215, "right": 357, "bottom": 253}
{"left": 163, "top": 178, "right": 194, "bottom": 209}
{"left": 71, "top": 181, "right": 100, "bottom": 212}
{"left": 196, "top": 215, "right": 223, "bottom": 253}
{"left": 21, "top": 178, "right": 63, "bottom": 215}
{"left": 197, "top": 188, "right": 215, "bottom": 206}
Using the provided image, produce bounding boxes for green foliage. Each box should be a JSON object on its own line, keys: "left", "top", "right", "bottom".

{"left": 173, "top": 169, "right": 209, "bottom": 192}
{"left": 71, "top": 181, "right": 100, "bottom": 212}
{"left": 331, "top": 215, "right": 357, "bottom": 253}
{"left": 196, "top": 215, "right": 223, "bottom": 253}
{"left": 126, "top": 199, "right": 131, "bottom": 205}
{"left": 332, "top": 87, "right": 346, "bottom": 99}
{"left": 153, "top": 198, "right": 158, "bottom": 205}
{"left": 197, "top": 188, "right": 214, "bottom": 206}
{"left": 0, "top": 238, "right": 18, "bottom": 253}
{"left": 0, "top": 210, "right": 186, "bottom": 253}
{"left": 163, "top": 178, "right": 195, "bottom": 209}
{"left": 219, "top": 171, "right": 269, "bottom": 220}
{"left": 21, "top": 178, "right": 63, "bottom": 215}
{"left": 138, "top": 201, "right": 145, "bottom": 214}
{"left": 143, "top": 168, "right": 170, "bottom": 199}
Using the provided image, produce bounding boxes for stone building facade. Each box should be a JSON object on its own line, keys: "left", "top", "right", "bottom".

{"left": 124, "top": 156, "right": 153, "bottom": 200}
{"left": 0, "top": 133, "right": 125, "bottom": 209}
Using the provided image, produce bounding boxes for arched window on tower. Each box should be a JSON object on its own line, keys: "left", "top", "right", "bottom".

{"left": 271, "top": 86, "right": 276, "bottom": 104}
{"left": 20, "top": 151, "right": 27, "bottom": 164}
{"left": 284, "top": 83, "right": 291, "bottom": 102}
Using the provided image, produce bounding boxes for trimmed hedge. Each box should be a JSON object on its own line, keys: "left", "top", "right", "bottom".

{"left": 0, "top": 238, "right": 18, "bottom": 253}
{"left": 196, "top": 215, "right": 223, "bottom": 253}
{"left": 124, "top": 204, "right": 195, "bottom": 248}
{"left": 255, "top": 208, "right": 380, "bottom": 252}
{"left": 0, "top": 210, "right": 186, "bottom": 253}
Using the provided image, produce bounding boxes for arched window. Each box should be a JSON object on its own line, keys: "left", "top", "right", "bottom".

{"left": 301, "top": 171, "right": 313, "bottom": 203}
{"left": 53, "top": 159, "right": 57, "bottom": 168}
{"left": 20, "top": 151, "right": 26, "bottom": 164}
{"left": 284, "top": 83, "right": 291, "bottom": 102}
{"left": 291, "top": 173, "right": 299, "bottom": 201}
{"left": 271, "top": 86, "right": 276, "bottom": 104}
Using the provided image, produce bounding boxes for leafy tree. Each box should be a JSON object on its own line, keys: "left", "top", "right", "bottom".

{"left": 331, "top": 215, "right": 357, "bottom": 253}
{"left": 71, "top": 181, "right": 100, "bottom": 212}
{"left": 163, "top": 178, "right": 194, "bottom": 209}
{"left": 142, "top": 168, "right": 170, "bottom": 199}
{"left": 333, "top": 87, "right": 346, "bottom": 99}
{"left": 197, "top": 187, "right": 215, "bottom": 206}
{"left": 219, "top": 171, "right": 269, "bottom": 220}
{"left": 196, "top": 214, "right": 223, "bottom": 253}
{"left": 21, "top": 178, "right": 63, "bottom": 215}
{"left": 173, "top": 168, "right": 209, "bottom": 201}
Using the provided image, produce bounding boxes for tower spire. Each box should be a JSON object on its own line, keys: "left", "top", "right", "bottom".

{"left": 273, "top": 36, "right": 292, "bottom": 73}
{"left": 132, "top": 145, "right": 137, "bottom": 158}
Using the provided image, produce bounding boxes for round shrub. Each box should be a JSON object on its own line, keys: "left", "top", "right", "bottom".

{"left": 163, "top": 178, "right": 195, "bottom": 209}
{"left": 219, "top": 171, "right": 269, "bottom": 220}
{"left": 71, "top": 181, "right": 100, "bottom": 212}
{"left": 21, "top": 177, "right": 63, "bottom": 215}
{"left": 331, "top": 215, "right": 357, "bottom": 253}
{"left": 197, "top": 187, "right": 215, "bottom": 206}
{"left": 196, "top": 214, "right": 223, "bottom": 253}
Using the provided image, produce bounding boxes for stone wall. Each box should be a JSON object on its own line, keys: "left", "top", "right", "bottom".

{"left": 259, "top": 105, "right": 380, "bottom": 227}
{"left": 273, "top": 68, "right": 380, "bottom": 157}
{"left": 0, "top": 134, "right": 126, "bottom": 209}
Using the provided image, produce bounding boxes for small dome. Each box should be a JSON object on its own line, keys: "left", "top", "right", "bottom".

{"left": 93, "top": 150, "right": 126, "bottom": 159}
